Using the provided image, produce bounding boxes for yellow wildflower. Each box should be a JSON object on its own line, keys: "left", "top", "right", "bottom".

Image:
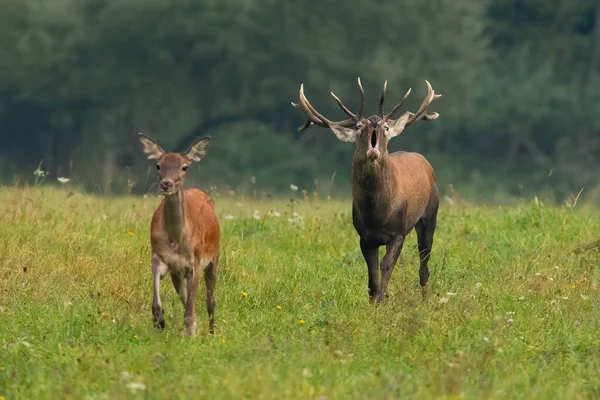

{"left": 221, "top": 338, "right": 226, "bottom": 344}
{"left": 408, "top": 354, "right": 413, "bottom": 360}
{"left": 299, "top": 319, "right": 305, "bottom": 326}
{"left": 303, "top": 304, "right": 309, "bottom": 310}
{"left": 133, "top": 335, "right": 138, "bottom": 340}
{"left": 571, "top": 285, "right": 576, "bottom": 289}
{"left": 276, "top": 305, "right": 282, "bottom": 310}
{"left": 242, "top": 291, "right": 248, "bottom": 297}
{"left": 127, "top": 231, "right": 134, "bottom": 236}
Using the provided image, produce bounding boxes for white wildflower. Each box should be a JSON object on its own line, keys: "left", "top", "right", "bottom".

{"left": 562, "top": 296, "right": 568, "bottom": 300}
{"left": 580, "top": 294, "right": 589, "bottom": 300}
{"left": 474, "top": 282, "right": 482, "bottom": 288}
{"left": 550, "top": 300, "right": 557, "bottom": 305}
{"left": 444, "top": 195, "right": 455, "bottom": 206}
{"left": 57, "top": 177, "right": 70, "bottom": 184}
{"left": 483, "top": 337, "right": 489, "bottom": 342}
{"left": 447, "top": 292, "right": 457, "bottom": 296}
{"left": 224, "top": 215, "right": 234, "bottom": 220}
{"left": 535, "top": 272, "right": 542, "bottom": 276}
{"left": 253, "top": 210, "right": 261, "bottom": 220}
{"left": 267, "top": 210, "right": 281, "bottom": 217}
{"left": 33, "top": 169, "right": 47, "bottom": 178}
{"left": 120, "top": 371, "right": 132, "bottom": 379}
{"left": 554, "top": 265, "right": 560, "bottom": 270}
{"left": 507, "top": 318, "right": 514, "bottom": 324}
{"left": 126, "top": 382, "right": 146, "bottom": 392}
{"left": 439, "top": 297, "right": 449, "bottom": 304}
{"left": 518, "top": 296, "right": 525, "bottom": 300}
{"left": 290, "top": 184, "right": 299, "bottom": 191}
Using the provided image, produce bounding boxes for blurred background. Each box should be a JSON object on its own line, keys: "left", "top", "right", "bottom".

{"left": 1, "top": 0, "right": 599, "bottom": 202}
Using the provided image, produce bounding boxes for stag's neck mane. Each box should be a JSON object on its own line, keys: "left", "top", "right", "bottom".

{"left": 351, "top": 153, "right": 397, "bottom": 208}
{"left": 162, "top": 189, "right": 188, "bottom": 245}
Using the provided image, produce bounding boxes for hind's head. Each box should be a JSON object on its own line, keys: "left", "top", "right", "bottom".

{"left": 137, "top": 133, "right": 211, "bottom": 195}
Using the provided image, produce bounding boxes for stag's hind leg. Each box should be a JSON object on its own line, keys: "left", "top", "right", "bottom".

{"left": 415, "top": 210, "right": 437, "bottom": 288}
{"left": 151, "top": 255, "right": 169, "bottom": 329}
{"left": 204, "top": 258, "right": 218, "bottom": 334}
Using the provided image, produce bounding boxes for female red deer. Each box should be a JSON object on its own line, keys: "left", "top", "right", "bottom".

{"left": 138, "top": 133, "right": 220, "bottom": 335}
{"left": 292, "top": 79, "right": 441, "bottom": 302}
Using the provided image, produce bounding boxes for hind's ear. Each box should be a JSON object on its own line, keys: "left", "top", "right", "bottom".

{"left": 137, "top": 133, "right": 165, "bottom": 159}
{"left": 184, "top": 136, "right": 211, "bottom": 163}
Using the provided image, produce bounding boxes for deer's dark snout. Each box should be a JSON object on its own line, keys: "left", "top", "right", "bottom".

{"left": 159, "top": 180, "right": 174, "bottom": 193}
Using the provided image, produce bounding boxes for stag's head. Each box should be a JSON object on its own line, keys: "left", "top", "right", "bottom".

{"left": 138, "top": 133, "right": 211, "bottom": 195}
{"left": 292, "top": 79, "right": 441, "bottom": 162}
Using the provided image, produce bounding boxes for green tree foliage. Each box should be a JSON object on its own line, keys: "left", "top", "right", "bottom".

{"left": 0, "top": 0, "right": 597, "bottom": 199}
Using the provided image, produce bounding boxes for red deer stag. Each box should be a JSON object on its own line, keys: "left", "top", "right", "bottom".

{"left": 138, "top": 133, "right": 220, "bottom": 335}
{"left": 292, "top": 79, "right": 441, "bottom": 302}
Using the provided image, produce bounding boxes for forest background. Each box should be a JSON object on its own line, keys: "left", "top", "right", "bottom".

{"left": 1, "top": 0, "right": 599, "bottom": 203}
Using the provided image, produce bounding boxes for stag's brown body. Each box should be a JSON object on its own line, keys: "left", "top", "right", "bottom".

{"left": 352, "top": 151, "right": 437, "bottom": 244}
{"left": 293, "top": 79, "right": 440, "bottom": 302}
{"left": 138, "top": 134, "right": 220, "bottom": 335}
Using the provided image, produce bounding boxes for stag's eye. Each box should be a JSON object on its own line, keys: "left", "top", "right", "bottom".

{"left": 355, "top": 123, "right": 363, "bottom": 130}
{"left": 182, "top": 166, "right": 188, "bottom": 171}
{"left": 384, "top": 125, "right": 389, "bottom": 131}
{"left": 156, "top": 164, "right": 160, "bottom": 170}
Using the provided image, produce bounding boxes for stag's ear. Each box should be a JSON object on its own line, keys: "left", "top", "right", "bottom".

{"left": 138, "top": 133, "right": 165, "bottom": 159}
{"left": 329, "top": 124, "right": 357, "bottom": 143}
{"left": 386, "top": 113, "right": 412, "bottom": 138}
{"left": 184, "top": 136, "right": 211, "bottom": 163}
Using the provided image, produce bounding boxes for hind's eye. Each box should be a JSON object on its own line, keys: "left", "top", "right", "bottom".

{"left": 182, "top": 166, "right": 188, "bottom": 171}
{"left": 156, "top": 164, "right": 160, "bottom": 170}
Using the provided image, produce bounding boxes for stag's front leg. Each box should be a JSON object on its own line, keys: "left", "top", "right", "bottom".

{"left": 151, "top": 254, "right": 169, "bottom": 329}
{"left": 378, "top": 235, "right": 405, "bottom": 303}
{"left": 360, "top": 238, "right": 380, "bottom": 303}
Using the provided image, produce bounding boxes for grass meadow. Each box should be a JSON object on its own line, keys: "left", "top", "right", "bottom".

{"left": 0, "top": 186, "right": 599, "bottom": 399}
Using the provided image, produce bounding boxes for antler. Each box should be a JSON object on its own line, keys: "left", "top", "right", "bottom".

{"left": 291, "top": 78, "right": 366, "bottom": 131}
{"left": 385, "top": 80, "right": 441, "bottom": 124}
{"left": 379, "top": 80, "right": 387, "bottom": 118}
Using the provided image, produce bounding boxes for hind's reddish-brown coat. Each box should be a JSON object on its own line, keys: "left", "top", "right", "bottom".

{"left": 150, "top": 189, "right": 220, "bottom": 269}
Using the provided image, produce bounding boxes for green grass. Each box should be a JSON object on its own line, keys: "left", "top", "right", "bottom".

{"left": 0, "top": 187, "right": 599, "bottom": 399}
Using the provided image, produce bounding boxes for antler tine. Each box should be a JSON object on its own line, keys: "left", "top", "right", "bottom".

{"left": 292, "top": 84, "right": 357, "bottom": 131}
{"left": 406, "top": 80, "right": 442, "bottom": 125}
{"left": 378, "top": 80, "right": 388, "bottom": 118}
{"left": 357, "top": 77, "right": 366, "bottom": 120}
{"left": 384, "top": 87, "right": 412, "bottom": 120}
{"left": 299, "top": 84, "right": 335, "bottom": 125}
{"left": 330, "top": 91, "right": 358, "bottom": 121}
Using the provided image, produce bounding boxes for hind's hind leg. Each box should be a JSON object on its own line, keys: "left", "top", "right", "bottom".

{"left": 204, "top": 257, "right": 218, "bottom": 334}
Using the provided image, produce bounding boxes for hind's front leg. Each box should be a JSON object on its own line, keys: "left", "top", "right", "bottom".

{"left": 151, "top": 254, "right": 169, "bottom": 329}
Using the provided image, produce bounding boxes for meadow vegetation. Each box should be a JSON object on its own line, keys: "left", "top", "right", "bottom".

{"left": 0, "top": 186, "right": 599, "bottom": 399}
